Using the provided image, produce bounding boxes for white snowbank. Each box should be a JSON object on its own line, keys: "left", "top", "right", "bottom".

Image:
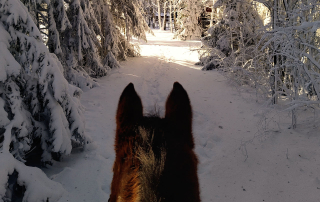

{"left": 0, "top": 152, "right": 64, "bottom": 202}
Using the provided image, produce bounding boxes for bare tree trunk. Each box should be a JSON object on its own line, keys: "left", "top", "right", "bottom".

{"left": 272, "top": 0, "right": 278, "bottom": 105}
{"left": 173, "top": 2, "right": 176, "bottom": 31}
{"left": 169, "top": 0, "right": 173, "bottom": 32}
{"left": 157, "top": 0, "right": 162, "bottom": 30}
{"left": 152, "top": 11, "right": 155, "bottom": 28}
{"left": 162, "top": 1, "right": 167, "bottom": 30}
{"left": 210, "top": 3, "right": 214, "bottom": 27}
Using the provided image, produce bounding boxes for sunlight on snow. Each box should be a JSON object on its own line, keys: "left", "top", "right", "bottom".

{"left": 124, "top": 74, "right": 140, "bottom": 77}
{"left": 136, "top": 30, "right": 202, "bottom": 71}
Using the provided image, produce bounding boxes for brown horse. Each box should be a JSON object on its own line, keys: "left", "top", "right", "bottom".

{"left": 109, "top": 82, "right": 200, "bottom": 202}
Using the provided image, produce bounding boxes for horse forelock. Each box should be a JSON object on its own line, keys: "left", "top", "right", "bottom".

{"left": 136, "top": 123, "right": 167, "bottom": 202}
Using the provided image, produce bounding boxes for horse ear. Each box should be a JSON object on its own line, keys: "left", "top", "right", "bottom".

{"left": 116, "top": 83, "right": 143, "bottom": 128}
{"left": 165, "top": 82, "right": 192, "bottom": 137}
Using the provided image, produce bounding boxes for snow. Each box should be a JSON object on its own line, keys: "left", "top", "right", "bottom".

{"left": 47, "top": 91, "right": 72, "bottom": 154}
{"left": 0, "top": 153, "right": 65, "bottom": 202}
{"left": 0, "top": 26, "right": 20, "bottom": 82}
{"left": 43, "top": 30, "right": 320, "bottom": 201}
{"left": 5, "top": 0, "right": 42, "bottom": 39}
{"left": 0, "top": 98, "right": 10, "bottom": 128}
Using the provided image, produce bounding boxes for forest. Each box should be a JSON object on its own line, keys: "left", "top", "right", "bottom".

{"left": 0, "top": 0, "right": 320, "bottom": 201}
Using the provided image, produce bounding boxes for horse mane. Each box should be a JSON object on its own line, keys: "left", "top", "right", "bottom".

{"left": 137, "top": 126, "right": 166, "bottom": 202}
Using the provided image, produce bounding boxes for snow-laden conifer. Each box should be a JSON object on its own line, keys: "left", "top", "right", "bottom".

{"left": 0, "top": 0, "right": 90, "bottom": 199}
{"left": 92, "top": 0, "right": 121, "bottom": 67}
{"left": 65, "top": 0, "right": 107, "bottom": 78}
{"left": 175, "top": 0, "right": 202, "bottom": 40}
{"left": 256, "top": 0, "right": 320, "bottom": 127}
{"left": 108, "top": 0, "right": 152, "bottom": 59}
{"left": 28, "top": 0, "right": 99, "bottom": 90}
{"left": 199, "top": 0, "right": 264, "bottom": 70}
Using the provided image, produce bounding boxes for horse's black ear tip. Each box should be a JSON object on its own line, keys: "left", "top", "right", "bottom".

{"left": 120, "top": 83, "right": 136, "bottom": 100}
{"left": 173, "top": 81, "right": 182, "bottom": 88}
{"left": 124, "top": 83, "right": 135, "bottom": 91}
{"left": 127, "top": 82, "right": 134, "bottom": 89}
{"left": 173, "top": 82, "right": 185, "bottom": 91}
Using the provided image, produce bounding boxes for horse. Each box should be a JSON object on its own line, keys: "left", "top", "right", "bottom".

{"left": 109, "top": 82, "right": 200, "bottom": 202}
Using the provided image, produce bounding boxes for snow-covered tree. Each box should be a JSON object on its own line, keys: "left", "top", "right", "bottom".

{"left": 142, "top": 0, "right": 177, "bottom": 32}
{"left": 0, "top": 0, "right": 90, "bottom": 200}
{"left": 142, "top": 0, "right": 156, "bottom": 28}
{"left": 256, "top": 0, "right": 320, "bottom": 127}
{"left": 65, "top": 0, "right": 107, "bottom": 80}
{"left": 199, "top": 0, "right": 320, "bottom": 128}
{"left": 21, "top": 0, "right": 100, "bottom": 90}
{"left": 17, "top": 0, "right": 153, "bottom": 92}
{"left": 51, "top": 0, "right": 151, "bottom": 75}
{"left": 92, "top": 0, "right": 118, "bottom": 64}
{"left": 199, "top": 0, "right": 264, "bottom": 70}
{"left": 109, "top": 0, "right": 152, "bottom": 44}
{"left": 175, "top": 0, "right": 202, "bottom": 40}
{"left": 92, "top": 0, "right": 131, "bottom": 64}
{"left": 22, "top": 0, "right": 128, "bottom": 90}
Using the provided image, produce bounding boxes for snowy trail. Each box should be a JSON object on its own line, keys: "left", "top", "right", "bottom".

{"left": 46, "top": 30, "right": 320, "bottom": 202}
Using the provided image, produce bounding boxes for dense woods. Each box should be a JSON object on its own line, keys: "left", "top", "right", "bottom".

{"left": 199, "top": 0, "right": 320, "bottom": 129}
{"left": 0, "top": 0, "right": 319, "bottom": 201}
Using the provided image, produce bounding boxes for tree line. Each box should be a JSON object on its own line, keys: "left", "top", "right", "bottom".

{"left": 199, "top": 0, "right": 320, "bottom": 128}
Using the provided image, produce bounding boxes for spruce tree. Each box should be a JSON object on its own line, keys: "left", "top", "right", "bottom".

{"left": 0, "top": 0, "right": 89, "bottom": 199}
{"left": 108, "top": 0, "right": 152, "bottom": 60}
{"left": 65, "top": 0, "right": 107, "bottom": 79}
{"left": 92, "top": 0, "right": 121, "bottom": 68}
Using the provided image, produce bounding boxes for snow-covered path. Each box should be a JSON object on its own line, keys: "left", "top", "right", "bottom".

{"left": 47, "top": 30, "right": 320, "bottom": 202}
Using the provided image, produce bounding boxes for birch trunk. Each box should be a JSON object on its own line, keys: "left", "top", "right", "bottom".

{"left": 162, "top": 1, "right": 167, "bottom": 30}
{"left": 152, "top": 11, "right": 155, "bottom": 28}
{"left": 169, "top": 0, "right": 173, "bottom": 32}
{"left": 210, "top": 3, "right": 214, "bottom": 27}
{"left": 157, "top": 0, "right": 162, "bottom": 29}
{"left": 173, "top": 2, "right": 176, "bottom": 31}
